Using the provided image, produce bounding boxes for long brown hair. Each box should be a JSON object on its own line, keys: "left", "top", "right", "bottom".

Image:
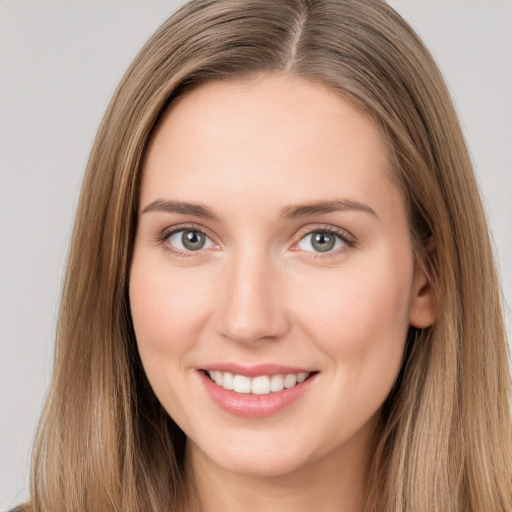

{"left": 28, "top": 1, "right": 511, "bottom": 510}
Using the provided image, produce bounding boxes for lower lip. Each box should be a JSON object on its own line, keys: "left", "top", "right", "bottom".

{"left": 199, "top": 371, "right": 317, "bottom": 418}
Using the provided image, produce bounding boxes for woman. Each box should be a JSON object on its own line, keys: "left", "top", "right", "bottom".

{"left": 21, "top": 0, "right": 511, "bottom": 510}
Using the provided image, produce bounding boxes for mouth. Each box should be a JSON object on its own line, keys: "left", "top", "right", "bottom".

{"left": 198, "top": 366, "right": 319, "bottom": 418}
{"left": 202, "top": 369, "right": 317, "bottom": 396}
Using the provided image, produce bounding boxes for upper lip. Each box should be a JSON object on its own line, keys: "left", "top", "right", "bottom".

{"left": 200, "top": 363, "right": 316, "bottom": 377}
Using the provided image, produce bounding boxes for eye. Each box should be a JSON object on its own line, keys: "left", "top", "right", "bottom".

{"left": 297, "top": 230, "right": 348, "bottom": 253}
{"left": 167, "top": 229, "right": 216, "bottom": 252}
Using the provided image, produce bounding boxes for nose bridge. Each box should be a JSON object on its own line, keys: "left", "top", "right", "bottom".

{"left": 215, "top": 244, "right": 289, "bottom": 343}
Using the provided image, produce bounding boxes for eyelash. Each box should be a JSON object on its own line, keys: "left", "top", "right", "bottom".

{"left": 155, "top": 223, "right": 217, "bottom": 258}
{"left": 293, "top": 225, "right": 356, "bottom": 259}
{"left": 155, "top": 223, "right": 357, "bottom": 259}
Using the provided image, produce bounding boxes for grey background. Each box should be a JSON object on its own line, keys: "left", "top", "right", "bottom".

{"left": 1, "top": 1, "right": 511, "bottom": 509}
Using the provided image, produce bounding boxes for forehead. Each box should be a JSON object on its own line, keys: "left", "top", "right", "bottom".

{"left": 140, "top": 74, "right": 402, "bottom": 224}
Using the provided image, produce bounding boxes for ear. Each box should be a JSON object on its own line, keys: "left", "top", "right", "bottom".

{"left": 409, "top": 238, "right": 437, "bottom": 328}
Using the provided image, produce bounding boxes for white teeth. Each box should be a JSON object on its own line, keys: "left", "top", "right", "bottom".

{"left": 251, "top": 375, "right": 271, "bottom": 395}
{"left": 233, "top": 375, "right": 252, "bottom": 393}
{"left": 213, "top": 371, "right": 223, "bottom": 386}
{"left": 207, "top": 370, "right": 311, "bottom": 395}
{"left": 223, "top": 371, "right": 234, "bottom": 390}
{"left": 270, "top": 374, "right": 284, "bottom": 392}
{"left": 297, "top": 372, "right": 308, "bottom": 383}
{"left": 284, "top": 373, "right": 297, "bottom": 388}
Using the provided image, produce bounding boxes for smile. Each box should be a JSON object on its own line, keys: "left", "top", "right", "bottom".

{"left": 199, "top": 366, "right": 319, "bottom": 418}
{"left": 206, "top": 370, "right": 311, "bottom": 395}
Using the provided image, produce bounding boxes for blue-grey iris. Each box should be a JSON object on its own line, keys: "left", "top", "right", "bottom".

{"left": 182, "top": 230, "right": 205, "bottom": 250}
{"left": 312, "top": 232, "right": 336, "bottom": 252}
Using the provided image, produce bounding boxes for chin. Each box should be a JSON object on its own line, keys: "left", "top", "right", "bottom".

{"left": 215, "top": 450, "right": 310, "bottom": 478}
{"left": 188, "top": 427, "right": 319, "bottom": 478}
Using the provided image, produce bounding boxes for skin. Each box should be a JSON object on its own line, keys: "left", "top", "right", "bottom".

{"left": 129, "top": 74, "right": 435, "bottom": 511}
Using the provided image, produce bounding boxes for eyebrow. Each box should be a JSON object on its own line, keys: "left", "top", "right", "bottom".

{"left": 141, "top": 198, "right": 378, "bottom": 221}
{"left": 141, "top": 199, "right": 219, "bottom": 220}
{"left": 280, "top": 199, "right": 378, "bottom": 219}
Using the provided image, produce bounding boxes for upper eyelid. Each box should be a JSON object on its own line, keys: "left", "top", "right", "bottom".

{"left": 158, "top": 223, "right": 218, "bottom": 243}
{"left": 294, "top": 224, "right": 355, "bottom": 243}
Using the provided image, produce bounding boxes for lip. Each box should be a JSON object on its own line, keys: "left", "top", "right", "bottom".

{"left": 200, "top": 363, "right": 314, "bottom": 377}
{"left": 198, "top": 369, "right": 318, "bottom": 418}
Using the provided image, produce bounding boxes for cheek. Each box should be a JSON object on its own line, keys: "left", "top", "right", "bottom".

{"left": 291, "top": 251, "right": 414, "bottom": 378}
{"left": 129, "top": 254, "right": 218, "bottom": 428}
{"left": 131, "top": 260, "right": 205, "bottom": 332}
{"left": 288, "top": 253, "right": 414, "bottom": 443}
{"left": 129, "top": 255, "right": 213, "bottom": 371}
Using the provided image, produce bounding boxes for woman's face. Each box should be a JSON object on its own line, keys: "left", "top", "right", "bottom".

{"left": 130, "top": 74, "right": 434, "bottom": 478}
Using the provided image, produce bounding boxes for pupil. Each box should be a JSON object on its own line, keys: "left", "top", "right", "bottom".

{"left": 182, "top": 230, "right": 205, "bottom": 250}
{"left": 312, "top": 232, "right": 335, "bottom": 252}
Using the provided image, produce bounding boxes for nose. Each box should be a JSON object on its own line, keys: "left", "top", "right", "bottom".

{"left": 214, "top": 249, "right": 291, "bottom": 344}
